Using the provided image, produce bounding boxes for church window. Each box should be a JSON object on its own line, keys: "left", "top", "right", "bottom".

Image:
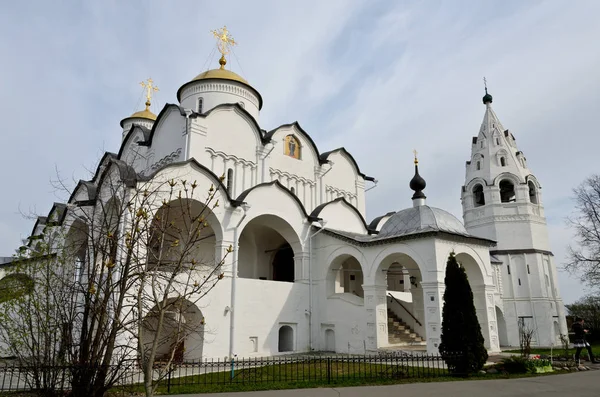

{"left": 473, "top": 184, "right": 485, "bottom": 207}
{"left": 500, "top": 157, "right": 506, "bottom": 167}
{"left": 284, "top": 135, "right": 301, "bottom": 160}
{"left": 527, "top": 264, "right": 530, "bottom": 274}
{"left": 290, "top": 186, "right": 295, "bottom": 195}
{"left": 476, "top": 161, "right": 481, "bottom": 171}
{"left": 499, "top": 180, "right": 516, "bottom": 203}
{"left": 528, "top": 181, "right": 538, "bottom": 204}
{"left": 518, "top": 278, "right": 521, "bottom": 286}
{"left": 238, "top": 101, "right": 245, "bottom": 108}
{"left": 496, "top": 137, "right": 500, "bottom": 145}
{"left": 226, "top": 168, "right": 234, "bottom": 195}
{"left": 198, "top": 97, "right": 203, "bottom": 113}
{"left": 507, "top": 265, "right": 511, "bottom": 275}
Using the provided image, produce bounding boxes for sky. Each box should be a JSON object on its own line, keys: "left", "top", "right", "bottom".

{"left": 1, "top": 0, "right": 599, "bottom": 304}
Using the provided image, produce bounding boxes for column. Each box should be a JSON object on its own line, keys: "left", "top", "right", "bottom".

{"left": 420, "top": 281, "right": 445, "bottom": 354}
{"left": 362, "top": 284, "right": 388, "bottom": 352}
{"left": 294, "top": 251, "right": 309, "bottom": 284}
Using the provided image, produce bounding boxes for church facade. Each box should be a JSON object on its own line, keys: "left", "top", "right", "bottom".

{"left": 1, "top": 35, "right": 567, "bottom": 360}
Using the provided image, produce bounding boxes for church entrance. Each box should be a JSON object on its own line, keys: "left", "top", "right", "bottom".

{"left": 238, "top": 214, "right": 301, "bottom": 282}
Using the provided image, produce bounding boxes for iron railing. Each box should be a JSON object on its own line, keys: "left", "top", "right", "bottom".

{"left": 0, "top": 352, "right": 467, "bottom": 394}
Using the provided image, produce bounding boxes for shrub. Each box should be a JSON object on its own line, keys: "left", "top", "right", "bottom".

{"left": 499, "top": 356, "right": 529, "bottom": 374}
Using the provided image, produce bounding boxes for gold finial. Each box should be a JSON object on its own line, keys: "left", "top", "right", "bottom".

{"left": 140, "top": 78, "right": 159, "bottom": 110}
{"left": 413, "top": 149, "right": 419, "bottom": 165}
{"left": 211, "top": 26, "right": 237, "bottom": 69}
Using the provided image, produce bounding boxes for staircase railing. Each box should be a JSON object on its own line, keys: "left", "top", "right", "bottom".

{"left": 387, "top": 293, "right": 422, "bottom": 327}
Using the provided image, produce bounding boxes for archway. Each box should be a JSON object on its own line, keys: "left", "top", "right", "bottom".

{"left": 455, "top": 252, "right": 492, "bottom": 349}
{"left": 499, "top": 180, "right": 516, "bottom": 203}
{"left": 327, "top": 254, "right": 364, "bottom": 298}
{"left": 376, "top": 252, "right": 425, "bottom": 347}
{"left": 147, "top": 198, "right": 221, "bottom": 272}
{"left": 141, "top": 298, "right": 204, "bottom": 363}
{"left": 238, "top": 215, "right": 301, "bottom": 282}
{"left": 278, "top": 325, "right": 294, "bottom": 352}
{"left": 496, "top": 306, "right": 508, "bottom": 347}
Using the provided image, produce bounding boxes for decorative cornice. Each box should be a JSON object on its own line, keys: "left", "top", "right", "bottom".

{"left": 143, "top": 148, "right": 182, "bottom": 175}
{"left": 206, "top": 147, "right": 256, "bottom": 168}
{"left": 269, "top": 167, "right": 315, "bottom": 186}
{"left": 325, "top": 185, "right": 356, "bottom": 199}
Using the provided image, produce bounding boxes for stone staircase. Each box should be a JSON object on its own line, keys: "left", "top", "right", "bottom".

{"left": 387, "top": 308, "right": 425, "bottom": 345}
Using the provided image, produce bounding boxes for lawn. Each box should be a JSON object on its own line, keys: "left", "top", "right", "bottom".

{"left": 504, "top": 343, "right": 600, "bottom": 359}
{"left": 112, "top": 359, "right": 560, "bottom": 395}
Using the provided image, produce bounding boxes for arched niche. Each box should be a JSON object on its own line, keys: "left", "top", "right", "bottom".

{"left": 473, "top": 184, "right": 485, "bottom": 207}
{"left": 528, "top": 181, "right": 538, "bottom": 204}
{"left": 327, "top": 254, "right": 365, "bottom": 298}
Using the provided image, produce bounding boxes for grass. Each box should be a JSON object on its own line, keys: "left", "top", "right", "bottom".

{"left": 110, "top": 359, "right": 562, "bottom": 395}
{"left": 504, "top": 343, "right": 600, "bottom": 358}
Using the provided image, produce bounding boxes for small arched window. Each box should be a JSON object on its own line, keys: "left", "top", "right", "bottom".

{"left": 500, "top": 157, "right": 506, "bottom": 167}
{"left": 278, "top": 325, "right": 294, "bottom": 352}
{"left": 476, "top": 161, "right": 481, "bottom": 171}
{"left": 473, "top": 184, "right": 485, "bottom": 207}
{"left": 528, "top": 181, "right": 538, "bottom": 204}
{"left": 499, "top": 180, "right": 516, "bottom": 203}
{"left": 198, "top": 97, "right": 204, "bottom": 113}
{"left": 496, "top": 137, "right": 500, "bottom": 145}
{"left": 290, "top": 186, "right": 295, "bottom": 195}
{"left": 226, "top": 168, "right": 234, "bottom": 194}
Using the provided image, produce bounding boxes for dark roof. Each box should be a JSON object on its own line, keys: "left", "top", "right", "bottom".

{"left": 368, "top": 211, "right": 395, "bottom": 230}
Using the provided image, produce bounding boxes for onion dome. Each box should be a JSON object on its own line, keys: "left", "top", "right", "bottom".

{"left": 483, "top": 87, "right": 493, "bottom": 105}
{"left": 410, "top": 154, "right": 426, "bottom": 200}
{"left": 120, "top": 99, "right": 157, "bottom": 128}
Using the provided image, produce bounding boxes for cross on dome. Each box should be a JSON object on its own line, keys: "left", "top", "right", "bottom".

{"left": 140, "top": 78, "right": 159, "bottom": 109}
{"left": 211, "top": 26, "right": 237, "bottom": 69}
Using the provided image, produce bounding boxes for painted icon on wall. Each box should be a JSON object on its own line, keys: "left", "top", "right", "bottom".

{"left": 284, "top": 135, "right": 301, "bottom": 159}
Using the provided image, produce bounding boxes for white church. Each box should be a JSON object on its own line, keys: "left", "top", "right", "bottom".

{"left": 2, "top": 28, "right": 567, "bottom": 360}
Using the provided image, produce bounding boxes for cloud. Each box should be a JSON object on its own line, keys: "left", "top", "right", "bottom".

{"left": 1, "top": 0, "right": 598, "bottom": 304}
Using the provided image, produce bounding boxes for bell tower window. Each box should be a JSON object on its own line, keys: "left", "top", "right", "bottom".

{"left": 499, "top": 180, "right": 516, "bottom": 203}
{"left": 473, "top": 184, "right": 485, "bottom": 207}
{"left": 528, "top": 181, "right": 538, "bottom": 204}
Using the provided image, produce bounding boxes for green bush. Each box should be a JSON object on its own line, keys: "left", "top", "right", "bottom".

{"left": 439, "top": 252, "right": 488, "bottom": 374}
{"left": 499, "top": 356, "right": 529, "bottom": 374}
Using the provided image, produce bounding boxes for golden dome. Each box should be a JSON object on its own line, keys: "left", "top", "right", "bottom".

{"left": 129, "top": 107, "right": 157, "bottom": 121}
{"left": 191, "top": 68, "right": 248, "bottom": 84}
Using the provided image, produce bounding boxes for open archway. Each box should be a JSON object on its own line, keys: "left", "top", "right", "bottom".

{"left": 147, "top": 198, "right": 222, "bottom": 272}
{"left": 327, "top": 254, "right": 364, "bottom": 298}
{"left": 238, "top": 215, "right": 302, "bottom": 282}
{"left": 141, "top": 298, "right": 204, "bottom": 363}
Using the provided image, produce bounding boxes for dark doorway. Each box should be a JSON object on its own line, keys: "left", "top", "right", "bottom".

{"left": 273, "top": 243, "right": 294, "bottom": 282}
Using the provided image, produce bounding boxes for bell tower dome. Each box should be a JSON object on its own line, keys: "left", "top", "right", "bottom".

{"left": 176, "top": 26, "right": 262, "bottom": 121}
{"left": 460, "top": 84, "right": 567, "bottom": 348}
{"left": 120, "top": 78, "right": 158, "bottom": 141}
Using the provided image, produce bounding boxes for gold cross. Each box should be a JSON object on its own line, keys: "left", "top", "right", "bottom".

{"left": 140, "top": 78, "right": 159, "bottom": 106}
{"left": 211, "top": 26, "right": 237, "bottom": 56}
{"left": 413, "top": 149, "right": 419, "bottom": 165}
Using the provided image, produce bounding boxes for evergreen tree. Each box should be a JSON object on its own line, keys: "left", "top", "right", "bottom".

{"left": 438, "top": 252, "right": 488, "bottom": 374}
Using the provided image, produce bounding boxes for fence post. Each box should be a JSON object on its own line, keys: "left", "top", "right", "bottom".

{"left": 167, "top": 365, "right": 172, "bottom": 393}
{"left": 230, "top": 357, "right": 235, "bottom": 382}
{"left": 327, "top": 357, "right": 331, "bottom": 384}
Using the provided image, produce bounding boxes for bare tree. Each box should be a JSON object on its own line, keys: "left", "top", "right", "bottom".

{"left": 565, "top": 174, "right": 600, "bottom": 291}
{"left": 0, "top": 160, "right": 230, "bottom": 397}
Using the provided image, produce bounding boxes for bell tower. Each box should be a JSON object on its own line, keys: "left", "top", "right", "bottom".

{"left": 460, "top": 85, "right": 567, "bottom": 348}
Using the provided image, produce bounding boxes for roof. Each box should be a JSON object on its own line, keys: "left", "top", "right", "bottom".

{"left": 192, "top": 68, "right": 248, "bottom": 84}
{"left": 378, "top": 205, "right": 469, "bottom": 238}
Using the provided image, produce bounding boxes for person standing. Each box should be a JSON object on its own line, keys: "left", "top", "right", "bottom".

{"left": 572, "top": 317, "right": 598, "bottom": 365}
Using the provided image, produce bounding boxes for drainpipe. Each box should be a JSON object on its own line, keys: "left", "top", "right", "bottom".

{"left": 229, "top": 202, "right": 251, "bottom": 359}
{"left": 319, "top": 162, "right": 334, "bottom": 204}
{"left": 365, "top": 179, "right": 379, "bottom": 192}
{"left": 305, "top": 219, "right": 327, "bottom": 351}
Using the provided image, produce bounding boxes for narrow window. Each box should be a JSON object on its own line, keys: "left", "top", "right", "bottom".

{"left": 518, "top": 278, "right": 521, "bottom": 286}
{"left": 290, "top": 187, "right": 295, "bottom": 195}
{"left": 507, "top": 265, "right": 511, "bottom": 275}
{"left": 496, "top": 138, "right": 500, "bottom": 145}
{"left": 527, "top": 264, "right": 530, "bottom": 274}
{"left": 226, "top": 168, "right": 234, "bottom": 194}
{"left": 198, "top": 97, "right": 203, "bottom": 113}
{"left": 480, "top": 141, "right": 484, "bottom": 148}
{"left": 500, "top": 157, "right": 506, "bottom": 166}
{"left": 473, "top": 184, "right": 485, "bottom": 207}
{"left": 476, "top": 161, "right": 481, "bottom": 171}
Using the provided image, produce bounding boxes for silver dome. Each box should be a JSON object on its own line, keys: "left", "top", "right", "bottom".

{"left": 377, "top": 205, "right": 468, "bottom": 238}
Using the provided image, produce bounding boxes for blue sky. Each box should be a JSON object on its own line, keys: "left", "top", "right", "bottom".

{"left": 1, "top": 0, "right": 599, "bottom": 303}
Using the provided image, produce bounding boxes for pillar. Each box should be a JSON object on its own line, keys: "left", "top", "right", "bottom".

{"left": 420, "top": 281, "right": 444, "bottom": 354}
{"left": 363, "top": 284, "right": 388, "bottom": 352}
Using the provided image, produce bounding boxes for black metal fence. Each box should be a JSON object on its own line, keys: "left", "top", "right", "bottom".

{"left": 0, "top": 352, "right": 466, "bottom": 394}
